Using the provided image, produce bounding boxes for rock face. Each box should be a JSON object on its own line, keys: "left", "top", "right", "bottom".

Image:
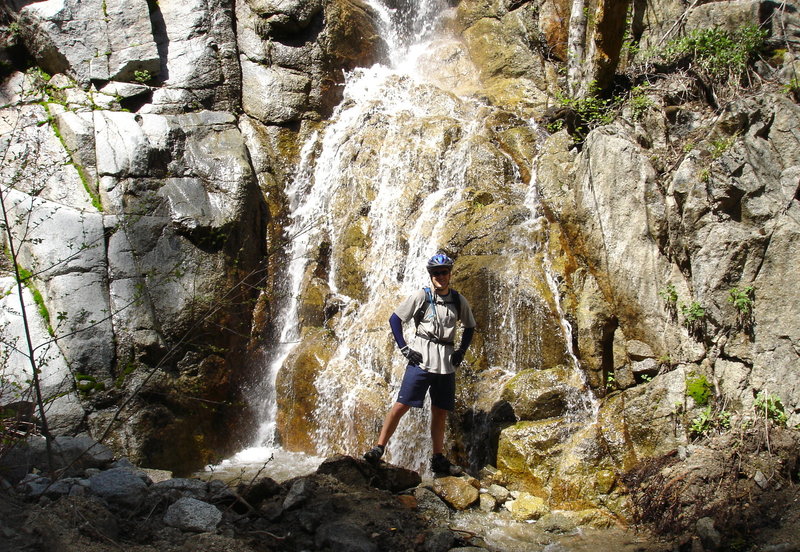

{"left": 2, "top": 0, "right": 799, "bottom": 537}
{"left": 1, "top": 2, "right": 265, "bottom": 472}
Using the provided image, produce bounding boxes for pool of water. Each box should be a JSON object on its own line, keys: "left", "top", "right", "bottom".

{"left": 196, "top": 446, "right": 324, "bottom": 484}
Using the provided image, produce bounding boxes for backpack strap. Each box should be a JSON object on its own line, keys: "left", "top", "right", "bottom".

{"left": 413, "top": 287, "right": 434, "bottom": 328}
{"left": 413, "top": 287, "right": 461, "bottom": 327}
{"left": 450, "top": 289, "right": 461, "bottom": 320}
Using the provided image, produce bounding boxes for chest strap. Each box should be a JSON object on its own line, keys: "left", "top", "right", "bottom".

{"left": 416, "top": 331, "right": 454, "bottom": 347}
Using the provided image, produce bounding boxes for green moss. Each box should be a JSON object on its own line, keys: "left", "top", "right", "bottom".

{"left": 686, "top": 373, "right": 712, "bottom": 406}
{"left": 75, "top": 373, "right": 105, "bottom": 393}
{"left": 11, "top": 264, "right": 53, "bottom": 335}
{"left": 42, "top": 104, "right": 104, "bottom": 212}
{"left": 114, "top": 361, "right": 138, "bottom": 388}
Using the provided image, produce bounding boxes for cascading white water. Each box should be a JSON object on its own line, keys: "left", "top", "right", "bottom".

{"left": 209, "top": 0, "right": 594, "bottom": 480}
{"left": 207, "top": 0, "right": 466, "bottom": 478}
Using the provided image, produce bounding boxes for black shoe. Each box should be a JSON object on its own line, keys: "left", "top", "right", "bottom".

{"left": 431, "top": 453, "right": 464, "bottom": 476}
{"left": 363, "top": 445, "right": 384, "bottom": 463}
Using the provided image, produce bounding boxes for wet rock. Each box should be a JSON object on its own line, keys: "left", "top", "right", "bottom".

{"left": 397, "top": 494, "right": 418, "bottom": 509}
{"left": 478, "top": 493, "right": 497, "bottom": 512}
{"left": 537, "top": 512, "right": 577, "bottom": 534}
{"left": 316, "top": 454, "right": 422, "bottom": 493}
{"left": 314, "top": 521, "right": 377, "bottom": 552}
{"left": 431, "top": 476, "right": 479, "bottom": 510}
{"left": 422, "top": 527, "right": 456, "bottom": 552}
{"left": 239, "top": 476, "right": 282, "bottom": 507}
{"left": 275, "top": 331, "right": 333, "bottom": 452}
{"left": 507, "top": 492, "right": 549, "bottom": 521}
{"left": 486, "top": 483, "right": 511, "bottom": 504}
{"left": 414, "top": 487, "right": 452, "bottom": 519}
{"left": 500, "top": 365, "right": 587, "bottom": 421}
{"left": 164, "top": 497, "right": 222, "bottom": 533}
{"left": 496, "top": 418, "right": 584, "bottom": 496}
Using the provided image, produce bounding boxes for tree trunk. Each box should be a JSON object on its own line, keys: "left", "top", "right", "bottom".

{"left": 567, "top": 0, "right": 588, "bottom": 98}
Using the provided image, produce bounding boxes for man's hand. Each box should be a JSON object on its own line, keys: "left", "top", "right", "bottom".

{"left": 451, "top": 349, "right": 465, "bottom": 367}
{"left": 401, "top": 346, "right": 423, "bottom": 365}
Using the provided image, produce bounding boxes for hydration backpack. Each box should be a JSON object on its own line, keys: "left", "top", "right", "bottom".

{"left": 413, "top": 287, "right": 461, "bottom": 328}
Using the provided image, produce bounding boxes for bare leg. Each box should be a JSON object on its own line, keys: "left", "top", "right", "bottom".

{"left": 376, "top": 402, "right": 411, "bottom": 447}
{"left": 430, "top": 405, "right": 447, "bottom": 455}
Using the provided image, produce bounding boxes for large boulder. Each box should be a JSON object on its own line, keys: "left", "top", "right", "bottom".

{"left": 17, "top": 0, "right": 159, "bottom": 85}
{"left": 238, "top": 0, "right": 384, "bottom": 123}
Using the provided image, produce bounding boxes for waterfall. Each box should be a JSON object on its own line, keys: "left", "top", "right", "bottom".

{"left": 210, "top": 0, "right": 594, "bottom": 479}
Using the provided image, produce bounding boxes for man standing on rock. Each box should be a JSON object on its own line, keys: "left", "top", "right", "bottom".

{"left": 364, "top": 253, "right": 476, "bottom": 476}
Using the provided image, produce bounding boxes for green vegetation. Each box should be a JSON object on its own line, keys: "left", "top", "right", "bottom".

{"left": 556, "top": 82, "right": 616, "bottom": 140}
{"left": 679, "top": 300, "right": 705, "bottom": 334}
{"left": 686, "top": 373, "right": 712, "bottom": 406}
{"left": 658, "top": 283, "right": 678, "bottom": 307}
{"left": 658, "top": 282, "right": 679, "bottom": 321}
{"left": 42, "top": 104, "right": 104, "bottom": 212}
{"left": 728, "top": 285, "right": 755, "bottom": 331}
{"left": 133, "top": 70, "right": 152, "bottom": 84}
{"left": 75, "top": 373, "right": 105, "bottom": 394}
{"left": 13, "top": 265, "right": 53, "bottom": 335}
{"left": 629, "top": 83, "right": 654, "bottom": 121}
{"left": 659, "top": 25, "right": 768, "bottom": 80}
{"left": 728, "top": 285, "right": 754, "bottom": 315}
{"left": 783, "top": 77, "right": 800, "bottom": 101}
{"left": 690, "top": 406, "right": 713, "bottom": 436}
{"left": 689, "top": 406, "right": 732, "bottom": 438}
{"left": 754, "top": 391, "right": 788, "bottom": 426}
{"left": 710, "top": 134, "right": 738, "bottom": 159}
{"left": 114, "top": 361, "right": 138, "bottom": 388}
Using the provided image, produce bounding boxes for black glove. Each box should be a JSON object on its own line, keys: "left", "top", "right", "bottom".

{"left": 451, "top": 349, "right": 465, "bottom": 367}
{"left": 401, "top": 346, "right": 422, "bottom": 365}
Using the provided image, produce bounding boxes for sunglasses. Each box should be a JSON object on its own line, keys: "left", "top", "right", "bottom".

{"left": 430, "top": 270, "right": 451, "bottom": 277}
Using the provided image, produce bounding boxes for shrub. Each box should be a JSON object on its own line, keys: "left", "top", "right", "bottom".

{"left": 660, "top": 25, "right": 768, "bottom": 81}
{"left": 680, "top": 300, "right": 705, "bottom": 335}
{"left": 754, "top": 391, "right": 788, "bottom": 426}
{"left": 555, "top": 82, "right": 616, "bottom": 141}
{"left": 728, "top": 285, "right": 754, "bottom": 315}
{"left": 629, "top": 83, "right": 654, "bottom": 120}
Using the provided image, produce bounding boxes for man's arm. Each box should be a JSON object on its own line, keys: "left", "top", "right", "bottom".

{"left": 389, "top": 312, "right": 422, "bottom": 365}
{"left": 389, "top": 313, "right": 407, "bottom": 349}
{"left": 458, "top": 326, "right": 474, "bottom": 352}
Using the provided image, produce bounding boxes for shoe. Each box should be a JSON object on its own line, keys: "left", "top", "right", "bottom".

{"left": 363, "top": 445, "right": 384, "bottom": 463}
{"left": 431, "top": 453, "right": 464, "bottom": 476}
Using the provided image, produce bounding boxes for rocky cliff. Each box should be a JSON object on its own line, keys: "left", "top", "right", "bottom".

{"left": 1, "top": 0, "right": 798, "bottom": 536}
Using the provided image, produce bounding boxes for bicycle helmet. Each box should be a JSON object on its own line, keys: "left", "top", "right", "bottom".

{"left": 426, "top": 253, "right": 454, "bottom": 273}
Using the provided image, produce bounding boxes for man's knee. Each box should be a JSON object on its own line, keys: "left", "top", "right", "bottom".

{"left": 390, "top": 402, "right": 411, "bottom": 417}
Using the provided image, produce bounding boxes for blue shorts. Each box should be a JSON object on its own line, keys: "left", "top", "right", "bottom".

{"left": 397, "top": 364, "right": 455, "bottom": 411}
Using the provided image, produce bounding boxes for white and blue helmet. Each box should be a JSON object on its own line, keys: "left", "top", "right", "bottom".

{"left": 426, "top": 253, "right": 454, "bottom": 273}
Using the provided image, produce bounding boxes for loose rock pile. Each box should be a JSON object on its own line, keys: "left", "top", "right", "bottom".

{"left": 3, "top": 434, "right": 798, "bottom": 551}
{"left": 0, "top": 436, "right": 657, "bottom": 552}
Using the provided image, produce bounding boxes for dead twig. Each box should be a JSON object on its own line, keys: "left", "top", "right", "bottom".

{"left": 246, "top": 530, "right": 286, "bottom": 540}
